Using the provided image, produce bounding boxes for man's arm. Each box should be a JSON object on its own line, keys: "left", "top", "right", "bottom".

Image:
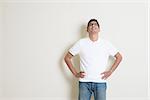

{"left": 101, "top": 52, "right": 122, "bottom": 80}
{"left": 64, "top": 52, "right": 85, "bottom": 78}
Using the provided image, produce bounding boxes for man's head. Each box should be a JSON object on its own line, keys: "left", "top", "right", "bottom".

{"left": 87, "top": 19, "right": 100, "bottom": 34}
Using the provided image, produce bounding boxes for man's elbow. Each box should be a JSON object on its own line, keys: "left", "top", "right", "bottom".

{"left": 64, "top": 53, "right": 72, "bottom": 63}
{"left": 115, "top": 52, "right": 123, "bottom": 61}
{"left": 64, "top": 55, "right": 68, "bottom": 63}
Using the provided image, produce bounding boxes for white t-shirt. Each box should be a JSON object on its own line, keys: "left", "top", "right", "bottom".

{"left": 69, "top": 37, "right": 119, "bottom": 83}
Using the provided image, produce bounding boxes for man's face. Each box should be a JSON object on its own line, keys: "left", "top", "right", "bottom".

{"left": 87, "top": 21, "right": 100, "bottom": 34}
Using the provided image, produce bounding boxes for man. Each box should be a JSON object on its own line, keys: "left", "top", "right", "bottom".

{"left": 64, "top": 19, "right": 122, "bottom": 100}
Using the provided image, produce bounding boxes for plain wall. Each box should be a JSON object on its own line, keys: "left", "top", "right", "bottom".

{"left": 0, "top": 3, "right": 4, "bottom": 97}
{"left": 1, "top": 1, "right": 148, "bottom": 100}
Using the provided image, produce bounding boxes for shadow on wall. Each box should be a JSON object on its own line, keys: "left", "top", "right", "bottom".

{"left": 60, "top": 46, "right": 80, "bottom": 100}
{"left": 59, "top": 24, "right": 87, "bottom": 100}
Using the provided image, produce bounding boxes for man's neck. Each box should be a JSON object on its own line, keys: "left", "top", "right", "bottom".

{"left": 89, "top": 33, "right": 99, "bottom": 42}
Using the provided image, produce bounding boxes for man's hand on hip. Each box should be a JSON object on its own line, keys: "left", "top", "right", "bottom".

{"left": 101, "top": 71, "right": 112, "bottom": 80}
{"left": 75, "top": 71, "right": 86, "bottom": 78}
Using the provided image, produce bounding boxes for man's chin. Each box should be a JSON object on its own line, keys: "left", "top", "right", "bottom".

{"left": 91, "top": 31, "right": 98, "bottom": 34}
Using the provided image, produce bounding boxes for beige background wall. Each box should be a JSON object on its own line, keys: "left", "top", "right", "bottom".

{"left": 0, "top": 0, "right": 148, "bottom": 100}
{"left": 0, "top": 3, "right": 4, "bottom": 97}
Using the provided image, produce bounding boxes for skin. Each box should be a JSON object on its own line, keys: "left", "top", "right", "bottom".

{"left": 64, "top": 21, "right": 122, "bottom": 80}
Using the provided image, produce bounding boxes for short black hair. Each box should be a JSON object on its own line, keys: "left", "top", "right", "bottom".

{"left": 87, "top": 19, "right": 100, "bottom": 28}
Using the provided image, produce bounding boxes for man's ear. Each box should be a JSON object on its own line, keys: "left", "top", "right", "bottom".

{"left": 98, "top": 28, "right": 100, "bottom": 32}
{"left": 86, "top": 28, "right": 89, "bottom": 32}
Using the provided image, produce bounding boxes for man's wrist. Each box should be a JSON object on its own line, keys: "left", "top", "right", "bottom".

{"left": 109, "top": 69, "right": 113, "bottom": 73}
{"left": 74, "top": 72, "right": 79, "bottom": 78}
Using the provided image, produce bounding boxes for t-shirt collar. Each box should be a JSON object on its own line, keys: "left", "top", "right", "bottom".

{"left": 88, "top": 37, "right": 101, "bottom": 43}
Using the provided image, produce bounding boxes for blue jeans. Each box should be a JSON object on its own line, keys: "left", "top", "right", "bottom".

{"left": 79, "top": 82, "right": 107, "bottom": 100}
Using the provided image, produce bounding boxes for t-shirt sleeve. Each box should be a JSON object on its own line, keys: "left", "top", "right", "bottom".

{"left": 107, "top": 41, "right": 119, "bottom": 56}
{"left": 69, "top": 40, "right": 81, "bottom": 56}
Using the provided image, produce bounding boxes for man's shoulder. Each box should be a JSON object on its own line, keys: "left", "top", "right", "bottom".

{"left": 72, "top": 37, "right": 88, "bottom": 46}
{"left": 100, "top": 38, "right": 109, "bottom": 43}
{"left": 78, "top": 37, "right": 89, "bottom": 42}
{"left": 100, "top": 38, "right": 116, "bottom": 48}
{"left": 100, "top": 38, "right": 114, "bottom": 46}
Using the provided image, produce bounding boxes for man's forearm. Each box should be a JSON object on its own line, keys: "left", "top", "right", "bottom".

{"left": 64, "top": 52, "right": 78, "bottom": 76}
{"left": 65, "top": 58, "right": 78, "bottom": 76}
{"left": 109, "top": 52, "right": 122, "bottom": 73}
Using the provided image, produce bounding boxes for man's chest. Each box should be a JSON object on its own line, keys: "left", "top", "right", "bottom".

{"left": 80, "top": 44, "right": 108, "bottom": 59}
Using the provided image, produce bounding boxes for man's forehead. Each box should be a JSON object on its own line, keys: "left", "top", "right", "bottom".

{"left": 89, "top": 21, "right": 97, "bottom": 23}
